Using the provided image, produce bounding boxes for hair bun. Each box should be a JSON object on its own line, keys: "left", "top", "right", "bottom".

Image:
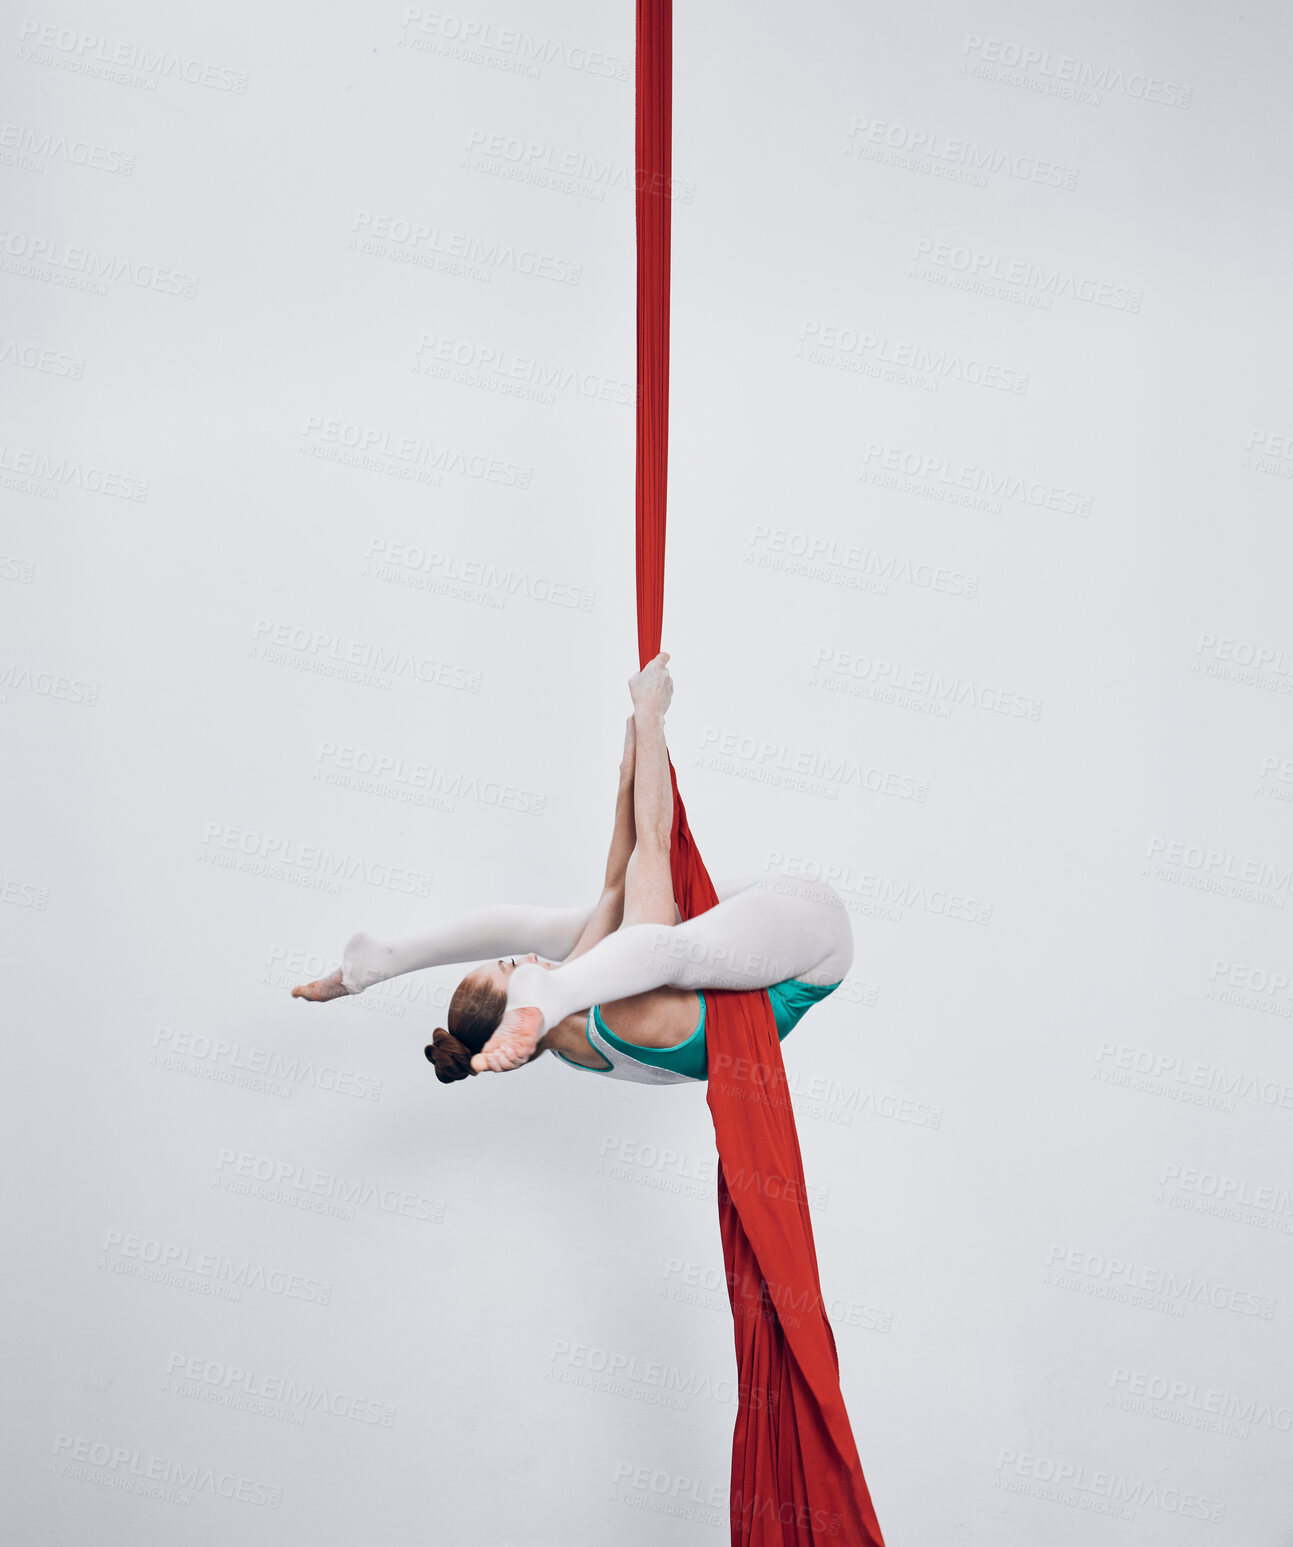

{"left": 425, "top": 1027, "right": 477, "bottom": 1084}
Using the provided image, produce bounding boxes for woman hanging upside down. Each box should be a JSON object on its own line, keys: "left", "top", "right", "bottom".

{"left": 292, "top": 654, "right": 853, "bottom": 1084}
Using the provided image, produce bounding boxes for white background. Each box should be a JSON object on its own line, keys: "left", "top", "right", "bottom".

{"left": 3, "top": 1, "right": 1292, "bottom": 1542}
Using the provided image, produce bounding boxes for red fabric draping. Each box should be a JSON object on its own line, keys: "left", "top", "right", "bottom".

{"left": 635, "top": 3, "right": 885, "bottom": 1542}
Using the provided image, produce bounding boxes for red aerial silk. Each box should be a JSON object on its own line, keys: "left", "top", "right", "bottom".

{"left": 635, "top": 3, "right": 886, "bottom": 1542}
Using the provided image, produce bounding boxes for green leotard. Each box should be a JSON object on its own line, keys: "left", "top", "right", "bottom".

{"left": 554, "top": 978, "right": 841, "bottom": 1084}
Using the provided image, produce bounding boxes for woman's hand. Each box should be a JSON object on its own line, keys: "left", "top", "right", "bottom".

{"left": 629, "top": 652, "right": 673, "bottom": 719}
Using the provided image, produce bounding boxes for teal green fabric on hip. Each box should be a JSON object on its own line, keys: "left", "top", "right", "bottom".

{"left": 557, "top": 978, "right": 842, "bottom": 1083}
{"left": 766, "top": 977, "right": 841, "bottom": 1039}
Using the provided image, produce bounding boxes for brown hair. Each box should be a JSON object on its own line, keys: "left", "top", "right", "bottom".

{"left": 425, "top": 971, "right": 507, "bottom": 1084}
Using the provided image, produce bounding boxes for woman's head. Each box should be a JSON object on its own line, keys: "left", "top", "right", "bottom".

{"left": 425, "top": 955, "right": 546, "bottom": 1084}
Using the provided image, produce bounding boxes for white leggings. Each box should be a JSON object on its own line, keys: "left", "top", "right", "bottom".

{"left": 342, "top": 876, "right": 853, "bottom": 1029}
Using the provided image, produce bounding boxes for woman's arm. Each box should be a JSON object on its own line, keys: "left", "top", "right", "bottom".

{"left": 562, "top": 718, "right": 637, "bottom": 960}
{"left": 621, "top": 654, "right": 678, "bottom": 928}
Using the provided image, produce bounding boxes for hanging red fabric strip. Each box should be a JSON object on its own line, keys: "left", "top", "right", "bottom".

{"left": 634, "top": 3, "right": 886, "bottom": 1542}
{"left": 634, "top": 0, "right": 670, "bottom": 667}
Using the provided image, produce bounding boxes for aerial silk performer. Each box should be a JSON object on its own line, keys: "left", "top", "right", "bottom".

{"left": 295, "top": 0, "right": 886, "bottom": 1537}
{"left": 293, "top": 656, "right": 885, "bottom": 1545}
{"left": 294, "top": 655, "right": 855, "bottom": 1092}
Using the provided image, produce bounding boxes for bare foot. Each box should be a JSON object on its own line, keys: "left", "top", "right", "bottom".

{"left": 471, "top": 1006, "right": 545, "bottom": 1073}
{"left": 292, "top": 969, "right": 349, "bottom": 1002}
